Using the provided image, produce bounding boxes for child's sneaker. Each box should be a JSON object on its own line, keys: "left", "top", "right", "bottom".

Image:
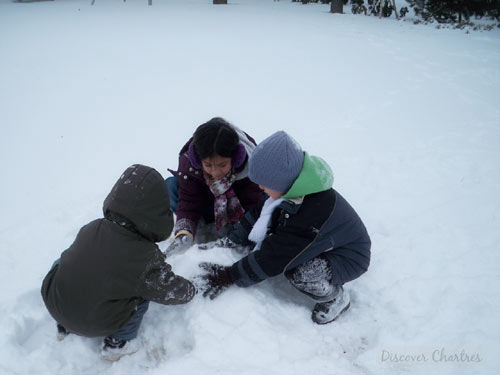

{"left": 312, "top": 287, "right": 350, "bottom": 325}
{"left": 56, "top": 324, "right": 70, "bottom": 341}
{"left": 100, "top": 336, "right": 138, "bottom": 361}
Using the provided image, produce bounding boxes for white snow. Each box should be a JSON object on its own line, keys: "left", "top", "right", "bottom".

{"left": 1, "top": 0, "right": 499, "bottom": 374}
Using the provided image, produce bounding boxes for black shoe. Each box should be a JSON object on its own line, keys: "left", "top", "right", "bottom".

{"left": 101, "top": 336, "right": 138, "bottom": 361}
{"left": 103, "top": 336, "right": 127, "bottom": 350}
{"left": 56, "top": 324, "right": 69, "bottom": 341}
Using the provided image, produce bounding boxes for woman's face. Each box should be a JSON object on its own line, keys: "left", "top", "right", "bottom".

{"left": 201, "top": 155, "right": 232, "bottom": 180}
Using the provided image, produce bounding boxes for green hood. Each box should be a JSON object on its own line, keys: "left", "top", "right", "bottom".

{"left": 283, "top": 152, "right": 334, "bottom": 199}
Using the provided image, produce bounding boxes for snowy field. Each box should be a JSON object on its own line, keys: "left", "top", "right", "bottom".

{"left": 1, "top": 0, "right": 500, "bottom": 374}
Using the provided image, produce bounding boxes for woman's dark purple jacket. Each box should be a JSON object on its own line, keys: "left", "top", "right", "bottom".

{"left": 168, "top": 132, "right": 265, "bottom": 236}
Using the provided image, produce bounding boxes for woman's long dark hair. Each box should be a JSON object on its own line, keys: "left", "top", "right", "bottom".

{"left": 193, "top": 117, "right": 239, "bottom": 159}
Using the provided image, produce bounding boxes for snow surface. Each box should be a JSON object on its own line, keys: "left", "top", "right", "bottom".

{"left": 1, "top": 0, "right": 500, "bottom": 374}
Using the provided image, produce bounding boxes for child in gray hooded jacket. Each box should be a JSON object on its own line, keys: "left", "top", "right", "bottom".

{"left": 42, "top": 165, "right": 196, "bottom": 360}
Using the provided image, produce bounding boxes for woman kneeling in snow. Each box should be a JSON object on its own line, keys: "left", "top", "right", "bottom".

{"left": 165, "top": 117, "right": 265, "bottom": 253}
{"left": 199, "top": 131, "right": 371, "bottom": 324}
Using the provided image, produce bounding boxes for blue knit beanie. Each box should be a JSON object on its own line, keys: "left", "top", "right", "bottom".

{"left": 249, "top": 131, "right": 305, "bottom": 193}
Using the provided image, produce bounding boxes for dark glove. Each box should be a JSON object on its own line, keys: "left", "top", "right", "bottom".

{"left": 166, "top": 231, "right": 194, "bottom": 255}
{"left": 199, "top": 262, "right": 234, "bottom": 300}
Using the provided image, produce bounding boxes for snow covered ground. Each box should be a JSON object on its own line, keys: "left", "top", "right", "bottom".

{"left": 1, "top": 0, "right": 499, "bottom": 374}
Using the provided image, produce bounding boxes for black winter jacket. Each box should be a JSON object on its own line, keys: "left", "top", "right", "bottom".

{"left": 227, "top": 189, "right": 371, "bottom": 287}
{"left": 41, "top": 165, "right": 195, "bottom": 337}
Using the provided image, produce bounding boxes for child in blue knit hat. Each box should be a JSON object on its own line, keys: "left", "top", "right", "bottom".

{"left": 199, "top": 131, "right": 371, "bottom": 324}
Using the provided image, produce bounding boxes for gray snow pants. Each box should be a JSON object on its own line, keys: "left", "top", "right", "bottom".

{"left": 285, "top": 255, "right": 341, "bottom": 303}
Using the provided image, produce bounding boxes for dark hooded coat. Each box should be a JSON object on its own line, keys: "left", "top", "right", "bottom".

{"left": 225, "top": 153, "right": 371, "bottom": 288}
{"left": 41, "top": 164, "right": 195, "bottom": 337}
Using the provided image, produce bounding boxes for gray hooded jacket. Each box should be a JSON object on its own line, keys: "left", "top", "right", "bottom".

{"left": 41, "top": 164, "right": 195, "bottom": 337}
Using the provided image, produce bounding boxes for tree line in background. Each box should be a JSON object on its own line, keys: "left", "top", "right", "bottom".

{"left": 406, "top": 0, "right": 499, "bottom": 23}
{"left": 291, "top": 0, "right": 500, "bottom": 29}
{"left": 23, "top": 0, "right": 500, "bottom": 28}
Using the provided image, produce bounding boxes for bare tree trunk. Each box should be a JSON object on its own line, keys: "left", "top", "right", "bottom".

{"left": 330, "top": 0, "right": 343, "bottom": 14}
{"left": 391, "top": 0, "right": 399, "bottom": 19}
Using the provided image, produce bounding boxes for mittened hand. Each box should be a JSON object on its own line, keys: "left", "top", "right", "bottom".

{"left": 166, "top": 232, "right": 194, "bottom": 255}
{"left": 198, "top": 262, "right": 234, "bottom": 300}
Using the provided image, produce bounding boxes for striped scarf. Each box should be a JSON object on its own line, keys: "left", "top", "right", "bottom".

{"left": 204, "top": 172, "right": 245, "bottom": 231}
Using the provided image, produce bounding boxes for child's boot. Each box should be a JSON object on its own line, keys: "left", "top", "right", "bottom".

{"left": 311, "top": 286, "right": 350, "bottom": 325}
{"left": 286, "top": 256, "right": 351, "bottom": 324}
{"left": 56, "top": 324, "right": 69, "bottom": 341}
{"left": 101, "top": 336, "right": 138, "bottom": 361}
